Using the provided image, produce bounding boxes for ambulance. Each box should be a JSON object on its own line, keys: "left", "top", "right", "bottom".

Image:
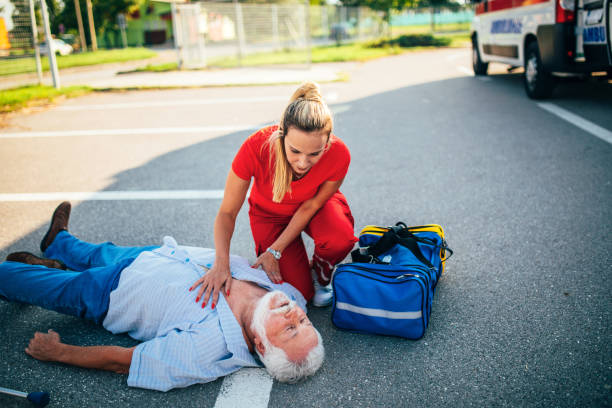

{"left": 470, "top": 0, "right": 612, "bottom": 98}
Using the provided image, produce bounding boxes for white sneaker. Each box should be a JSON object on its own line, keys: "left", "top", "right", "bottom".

{"left": 312, "top": 280, "right": 333, "bottom": 307}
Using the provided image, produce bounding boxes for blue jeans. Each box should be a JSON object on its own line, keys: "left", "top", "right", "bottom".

{"left": 0, "top": 231, "right": 157, "bottom": 324}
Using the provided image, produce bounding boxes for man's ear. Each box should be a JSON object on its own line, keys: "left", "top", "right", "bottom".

{"left": 253, "top": 335, "right": 266, "bottom": 356}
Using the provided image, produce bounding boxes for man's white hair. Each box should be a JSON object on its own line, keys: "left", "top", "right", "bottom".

{"left": 251, "top": 291, "right": 325, "bottom": 383}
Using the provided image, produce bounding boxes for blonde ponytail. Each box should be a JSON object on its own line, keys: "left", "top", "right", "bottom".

{"left": 268, "top": 82, "right": 333, "bottom": 203}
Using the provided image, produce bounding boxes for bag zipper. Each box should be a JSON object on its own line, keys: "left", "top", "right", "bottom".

{"left": 334, "top": 264, "right": 431, "bottom": 312}
{"left": 341, "top": 263, "right": 433, "bottom": 284}
{"left": 335, "top": 263, "right": 437, "bottom": 318}
{"left": 332, "top": 268, "right": 428, "bottom": 332}
{"left": 358, "top": 234, "right": 444, "bottom": 279}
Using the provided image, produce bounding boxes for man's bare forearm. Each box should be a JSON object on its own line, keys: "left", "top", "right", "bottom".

{"left": 26, "top": 330, "right": 135, "bottom": 374}
{"left": 56, "top": 344, "right": 135, "bottom": 374}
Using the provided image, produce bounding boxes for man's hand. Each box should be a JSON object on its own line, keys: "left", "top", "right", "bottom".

{"left": 25, "top": 329, "right": 133, "bottom": 373}
{"left": 26, "top": 329, "right": 63, "bottom": 362}
{"left": 252, "top": 251, "right": 283, "bottom": 284}
{"left": 189, "top": 262, "right": 232, "bottom": 309}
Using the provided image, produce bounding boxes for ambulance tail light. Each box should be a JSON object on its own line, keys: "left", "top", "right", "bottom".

{"left": 556, "top": 0, "right": 575, "bottom": 23}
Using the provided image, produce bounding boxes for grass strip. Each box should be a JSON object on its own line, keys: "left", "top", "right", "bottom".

{"left": 128, "top": 33, "right": 470, "bottom": 73}
{"left": 0, "top": 85, "right": 92, "bottom": 113}
{"left": 391, "top": 22, "right": 472, "bottom": 35}
{"left": 209, "top": 44, "right": 401, "bottom": 68}
{"left": 1, "top": 32, "right": 469, "bottom": 113}
{"left": 118, "top": 62, "right": 179, "bottom": 74}
{"left": 0, "top": 48, "right": 157, "bottom": 77}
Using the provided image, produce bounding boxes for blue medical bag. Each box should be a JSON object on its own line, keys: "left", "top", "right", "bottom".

{"left": 331, "top": 223, "right": 452, "bottom": 339}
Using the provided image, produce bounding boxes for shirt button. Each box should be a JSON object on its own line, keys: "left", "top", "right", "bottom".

{"left": 185, "top": 258, "right": 190, "bottom": 262}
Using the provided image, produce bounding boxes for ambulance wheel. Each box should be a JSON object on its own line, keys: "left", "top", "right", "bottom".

{"left": 524, "top": 41, "right": 555, "bottom": 99}
{"left": 472, "top": 37, "right": 488, "bottom": 76}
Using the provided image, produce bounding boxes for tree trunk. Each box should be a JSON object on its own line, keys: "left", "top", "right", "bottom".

{"left": 430, "top": 7, "right": 435, "bottom": 33}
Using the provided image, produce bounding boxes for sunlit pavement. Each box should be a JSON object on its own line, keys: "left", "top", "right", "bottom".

{"left": 1, "top": 48, "right": 611, "bottom": 407}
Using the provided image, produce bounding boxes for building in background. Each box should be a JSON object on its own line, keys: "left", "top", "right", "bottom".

{"left": 98, "top": 1, "right": 173, "bottom": 48}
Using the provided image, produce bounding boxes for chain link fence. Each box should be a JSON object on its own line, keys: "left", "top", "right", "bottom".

{"left": 175, "top": 1, "right": 386, "bottom": 69}
{"left": 0, "top": 1, "right": 472, "bottom": 84}
{"left": 0, "top": 0, "right": 44, "bottom": 82}
{"left": 391, "top": 5, "right": 473, "bottom": 33}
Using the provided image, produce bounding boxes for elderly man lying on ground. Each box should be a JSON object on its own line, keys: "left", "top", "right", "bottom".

{"left": 0, "top": 202, "right": 324, "bottom": 392}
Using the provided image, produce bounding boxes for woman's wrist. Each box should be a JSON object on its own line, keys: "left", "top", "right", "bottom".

{"left": 266, "top": 247, "right": 282, "bottom": 260}
{"left": 269, "top": 240, "right": 286, "bottom": 253}
{"left": 214, "top": 255, "right": 230, "bottom": 269}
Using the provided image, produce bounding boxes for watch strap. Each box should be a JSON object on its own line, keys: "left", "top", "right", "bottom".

{"left": 266, "top": 247, "right": 282, "bottom": 260}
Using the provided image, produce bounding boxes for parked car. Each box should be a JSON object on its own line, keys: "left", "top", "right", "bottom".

{"left": 39, "top": 38, "right": 73, "bottom": 56}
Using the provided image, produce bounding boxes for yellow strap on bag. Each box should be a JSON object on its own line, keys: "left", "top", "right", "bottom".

{"left": 360, "top": 224, "right": 445, "bottom": 239}
{"left": 358, "top": 223, "right": 450, "bottom": 272}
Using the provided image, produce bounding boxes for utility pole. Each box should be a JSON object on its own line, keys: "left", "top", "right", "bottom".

{"left": 170, "top": 1, "right": 182, "bottom": 68}
{"left": 85, "top": 0, "right": 97, "bottom": 51}
{"left": 117, "top": 13, "right": 127, "bottom": 48}
{"left": 73, "top": 0, "right": 87, "bottom": 52}
{"left": 304, "top": 0, "right": 311, "bottom": 68}
{"left": 28, "top": 0, "right": 43, "bottom": 84}
{"left": 39, "top": 0, "right": 60, "bottom": 88}
{"left": 233, "top": 0, "right": 245, "bottom": 66}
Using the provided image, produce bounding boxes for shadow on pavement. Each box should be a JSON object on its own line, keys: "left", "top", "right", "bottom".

{"left": 1, "top": 74, "right": 610, "bottom": 407}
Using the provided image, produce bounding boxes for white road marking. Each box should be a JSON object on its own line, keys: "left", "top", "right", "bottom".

{"left": 537, "top": 102, "right": 612, "bottom": 145}
{"left": 456, "top": 66, "right": 473, "bottom": 76}
{"left": 446, "top": 53, "right": 469, "bottom": 62}
{"left": 214, "top": 368, "right": 273, "bottom": 408}
{"left": 56, "top": 96, "right": 289, "bottom": 111}
{"left": 0, "top": 190, "right": 224, "bottom": 202}
{"left": 326, "top": 91, "right": 339, "bottom": 102}
{"left": 0, "top": 125, "right": 259, "bottom": 139}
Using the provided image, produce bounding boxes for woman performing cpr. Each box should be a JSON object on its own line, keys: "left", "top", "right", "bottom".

{"left": 191, "top": 82, "right": 357, "bottom": 307}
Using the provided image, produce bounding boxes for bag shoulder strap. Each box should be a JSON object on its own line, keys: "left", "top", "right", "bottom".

{"left": 364, "top": 223, "right": 434, "bottom": 269}
{"left": 350, "top": 248, "right": 382, "bottom": 264}
{"left": 395, "top": 235, "right": 434, "bottom": 269}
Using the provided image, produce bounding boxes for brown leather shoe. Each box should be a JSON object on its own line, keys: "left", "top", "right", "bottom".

{"left": 6, "top": 251, "right": 67, "bottom": 270}
{"left": 40, "top": 201, "right": 71, "bottom": 253}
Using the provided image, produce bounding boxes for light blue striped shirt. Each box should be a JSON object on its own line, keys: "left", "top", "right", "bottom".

{"left": 102, "top": 236, "right": 307, "bottom": 391}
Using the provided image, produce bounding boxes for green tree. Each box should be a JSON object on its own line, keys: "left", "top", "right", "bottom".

{"left": 339, "top": 0, "right": 416, "bottom": 35}
{"left": 340, "top": 0, "right": 461, "bottom": 33}
{"left": 414, "top": 0, "right": 461, "bottom": 31}
{"left": 53, "top": 0, "right": 136, "bottom": 47}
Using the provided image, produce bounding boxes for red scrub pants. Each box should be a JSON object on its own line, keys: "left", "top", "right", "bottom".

{"left": 250, "top": 191, "right": 357, "bottom": 301}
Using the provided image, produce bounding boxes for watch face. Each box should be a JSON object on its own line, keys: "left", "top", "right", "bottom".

{"left": 268, "top": 248, "right": 281, "bottom": 259}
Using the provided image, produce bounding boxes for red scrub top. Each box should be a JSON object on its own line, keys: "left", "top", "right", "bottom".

{"left": 232, "top": 125, "right": 350, "bottom": 218}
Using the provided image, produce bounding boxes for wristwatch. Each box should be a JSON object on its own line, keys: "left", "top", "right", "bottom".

{"left": 266, "top": 247, "right": 282, "bottom": 260}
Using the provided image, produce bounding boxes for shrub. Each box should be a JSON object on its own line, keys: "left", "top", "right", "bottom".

{"left": 368, "top": 34, "right": 451, "bottom": 49}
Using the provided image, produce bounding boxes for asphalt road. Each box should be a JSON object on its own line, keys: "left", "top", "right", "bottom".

{"left": 1, "top": 49, "right": 611, "bottom": 407}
